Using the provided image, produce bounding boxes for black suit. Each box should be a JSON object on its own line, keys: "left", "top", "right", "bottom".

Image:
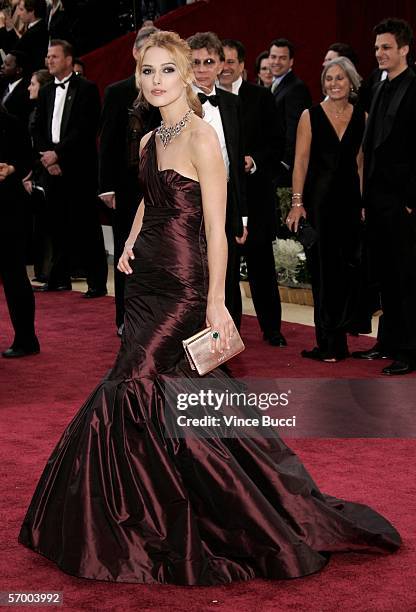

{"left": 271, "top": 70, "right": 312, "bottom": 186}
{"left": 0, "top": 24, "right": 17, "bottom": 54}
{"left": 359, "top": 68, "right": 384, "bottom": 113}
{"left": 363, "top": 68, "right": 416, "bottom": 357}
{"left": 99, "top": 75, "right": 159, "bottom": 327}
{"left": 0, "top": 78, "right": 33, "bottom": 126}
{"left": 213, "top": 87, "right": 247, "bottom": 327}
{"left": 0, "top": 109, "right": 38, "bottom": 350}
{"left": 33, "top": 73, "right": 107, "bottom": 291}
{"left": 237, "top": 80, "right": 282, "bottom": 337}
{"left": 15, "top": 20, "right": 49, "bottom": 74}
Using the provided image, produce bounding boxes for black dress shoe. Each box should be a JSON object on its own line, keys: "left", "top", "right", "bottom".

{"left": 352, "top": 347, "right": 390, "bottom": 360}
{"left": 33, "top": 283, "right": 72, "bottom": 292}
{"left": 2, "top": 343, "right": 40, "bottom": 358}
{"left": 31, "top": 274, "right": 48, "bottom": 283}
{"left": 301, "top": 346, "right": 348, "bottom": 362}
{"left": 382, "top": 360, "right": 414, "bottom": 376}
{"left": 301, "top": 347, "right": 322, "bottom": 360}
{"left": 263, "top": 332, "right": 287, "bottom": 347}
{"left": 83, "top": 288, "right": 108, "bottom": 298}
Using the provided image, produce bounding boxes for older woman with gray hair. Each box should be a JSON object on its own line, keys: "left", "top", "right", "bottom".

{"left": 287, "top": 57, "right": 366, "bottom": 362}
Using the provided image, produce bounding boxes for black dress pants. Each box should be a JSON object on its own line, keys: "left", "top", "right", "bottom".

{"left": 225, "top": 235, "right": 242, "bottom": 330}
{"left": 306, "top": 244, "right": 351, "bottom": 358}
{"left": 45, "top": 175, "right": 108, "bottom": 291}
{"left": 0, "top": 211, "right": 37, "bottom": 349}
{"left": 366, "top": 198, "right": 416, "bottom": 361}
{"left": 243, "top": 239, "right": 282, "bottom": 337}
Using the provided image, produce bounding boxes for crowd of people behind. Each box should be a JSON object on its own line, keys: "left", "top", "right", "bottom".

{"left": 1, "top": 6, "right": 416, "bottom": 376}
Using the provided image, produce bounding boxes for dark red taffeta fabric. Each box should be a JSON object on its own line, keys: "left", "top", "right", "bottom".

{"left": 19, "top": 132, "right": 401, "bottom": 585}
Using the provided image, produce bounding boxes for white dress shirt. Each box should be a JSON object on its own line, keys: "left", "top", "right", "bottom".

{"left": 1, "top": 78, "right": 23, "bottom": 102}
{"left": 51, "top": 73, "right": 73, "bottom": 144}
{"left": 192, "top": 84, "right": 229, "bottom": 178}
{"left": 217, "top": 76, "right": 243, "bottom": 96}
{"left": 217, "top": 76, "right": 257, "bottom": 176}
{"left": 193, "top": 83, "right": 247, "bottom": 228}
{"left": 27, "top": 18, "right": 42, "bottom": 29}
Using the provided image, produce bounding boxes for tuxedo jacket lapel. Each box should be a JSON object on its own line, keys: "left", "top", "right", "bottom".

{"left": 273, "top": 71, "right": 294, "bottom": 101}
{"left": 216, "top": 87, "right": 235, "bottom": 157}
{"left": 363, "top": 72, "right": 415, "bottom": 152}
{"left": 381, "top": 71, "right": 415, "bottom": 146}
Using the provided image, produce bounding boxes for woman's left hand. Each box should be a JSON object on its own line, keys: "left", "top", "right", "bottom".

{"left": 206, "top": 301, "right": 235, "bottom": 354}
{"left": 286, "top": 205, "right": 306, "bottom": 233}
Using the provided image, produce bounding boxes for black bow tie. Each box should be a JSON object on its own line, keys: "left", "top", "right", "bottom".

{"left": 54, "top": 77, "right": 71, "bottom": 89}
{"left": 197, "top": 92, "right": 218, "bottom": 107}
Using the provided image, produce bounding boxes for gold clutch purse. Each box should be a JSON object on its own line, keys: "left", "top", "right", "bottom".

{"left": 182, "top": 324, "right": 245, "bottom": 376}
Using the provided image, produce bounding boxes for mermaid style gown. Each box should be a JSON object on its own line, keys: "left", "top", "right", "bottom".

{"left": 19, "top": 133, "right": 401, "bottom": 585}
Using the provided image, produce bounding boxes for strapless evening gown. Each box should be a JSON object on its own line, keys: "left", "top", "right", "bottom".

{"left": 19, "top": 133, "right": 401, "bottom": 585}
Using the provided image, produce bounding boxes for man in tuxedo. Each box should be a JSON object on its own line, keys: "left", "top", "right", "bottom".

{"left": 269, "top": 38, "right": 311, "bottom": 188}
{"left": 0, "top": 50, "right": 32, "bottom": 125}
{"left": 33, "top": 39, "right": 107, "bottom": 297}
{"left": 219, "top": 39, "right": 286, "bottom": 347}
{"left": 0, "top": 103, "right": 39, "bottom": 358}
{"left": 187, "top": 31, "right": 247, "bottom": 329}
{"left": 353, "top": 18, "right": 416, "bottom": 375}
{"left": 99, "top": 25, "right": 159, "bottom": 336}
{"left": 14, "top": 0, "right": 49, "bottom": 74}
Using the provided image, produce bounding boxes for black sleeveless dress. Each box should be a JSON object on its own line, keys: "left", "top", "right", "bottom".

{"left": 18, "top": 132, "right": 400, "bottom": 585}
{"left": 303, "top": 104, "right": 365, "bottom": 359}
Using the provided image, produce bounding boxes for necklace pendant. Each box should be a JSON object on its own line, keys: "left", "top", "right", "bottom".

{"left": 157, "top": 109, "right": 194, "bottom": 149}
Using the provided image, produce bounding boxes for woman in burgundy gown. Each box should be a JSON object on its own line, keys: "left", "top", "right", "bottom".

{"left": 19, "top": 32, "right": 401, "bottom": 585}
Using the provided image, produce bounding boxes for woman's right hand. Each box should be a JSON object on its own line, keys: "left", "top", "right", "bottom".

{"left": 117, "top": 243, "right": 135, "bottom": 275}
{"left": 286, "top": 205, "right": 306, "bottom": 233}
{"left": 206, "top": 301, "right": 235, "bottom": 354}
{"left": 23, "top": 179, "right": 33, "bottom": 194}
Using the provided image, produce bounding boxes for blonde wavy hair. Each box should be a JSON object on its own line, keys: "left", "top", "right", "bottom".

{"left": 135, "top": 30, "right": 202, "bottom": 117}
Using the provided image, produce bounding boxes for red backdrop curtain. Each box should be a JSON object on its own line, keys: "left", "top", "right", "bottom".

{"left": 83, "top": 0, "right": 416, "bottom": 101}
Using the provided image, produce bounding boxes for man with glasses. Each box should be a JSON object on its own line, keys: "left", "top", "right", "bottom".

{"left": 188, "top": 31, "right": 247, "bottom": 330}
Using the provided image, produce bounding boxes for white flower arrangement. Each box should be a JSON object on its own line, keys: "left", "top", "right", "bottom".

{"left": 273, "top": 238, "right": 308, "bottom": 286}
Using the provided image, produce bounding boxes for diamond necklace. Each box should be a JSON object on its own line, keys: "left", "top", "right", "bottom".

{"left": 157, "top": 109, "right": 194, "bottom": 149}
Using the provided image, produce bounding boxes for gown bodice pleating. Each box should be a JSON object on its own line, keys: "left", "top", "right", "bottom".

{"left": 18, "top": 131, "right": 401, "bottom": 586}
{"left": 110, "top": 133, "right": 207, "bottom": 380}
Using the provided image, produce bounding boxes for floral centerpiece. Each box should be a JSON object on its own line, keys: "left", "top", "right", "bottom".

{"left": 273, "top": 239, "right": 310, "bottom": 286}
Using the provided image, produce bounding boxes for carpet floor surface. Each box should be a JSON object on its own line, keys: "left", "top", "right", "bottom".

{"left": 0, "top": 292, "right": 415, "bottom": 611}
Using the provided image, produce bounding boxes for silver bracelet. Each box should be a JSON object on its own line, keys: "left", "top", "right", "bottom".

{"left": 291, "top": 202, "right": 304, "bottom": 208}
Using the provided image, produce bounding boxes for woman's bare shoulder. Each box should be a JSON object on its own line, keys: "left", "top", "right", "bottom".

{"left": 188, "top": 117, "right": 220, "bottom": 157}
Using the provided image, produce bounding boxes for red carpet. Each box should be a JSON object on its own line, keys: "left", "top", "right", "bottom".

{"left": 0, "top": 292, "right": 415, "bottom": 611}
